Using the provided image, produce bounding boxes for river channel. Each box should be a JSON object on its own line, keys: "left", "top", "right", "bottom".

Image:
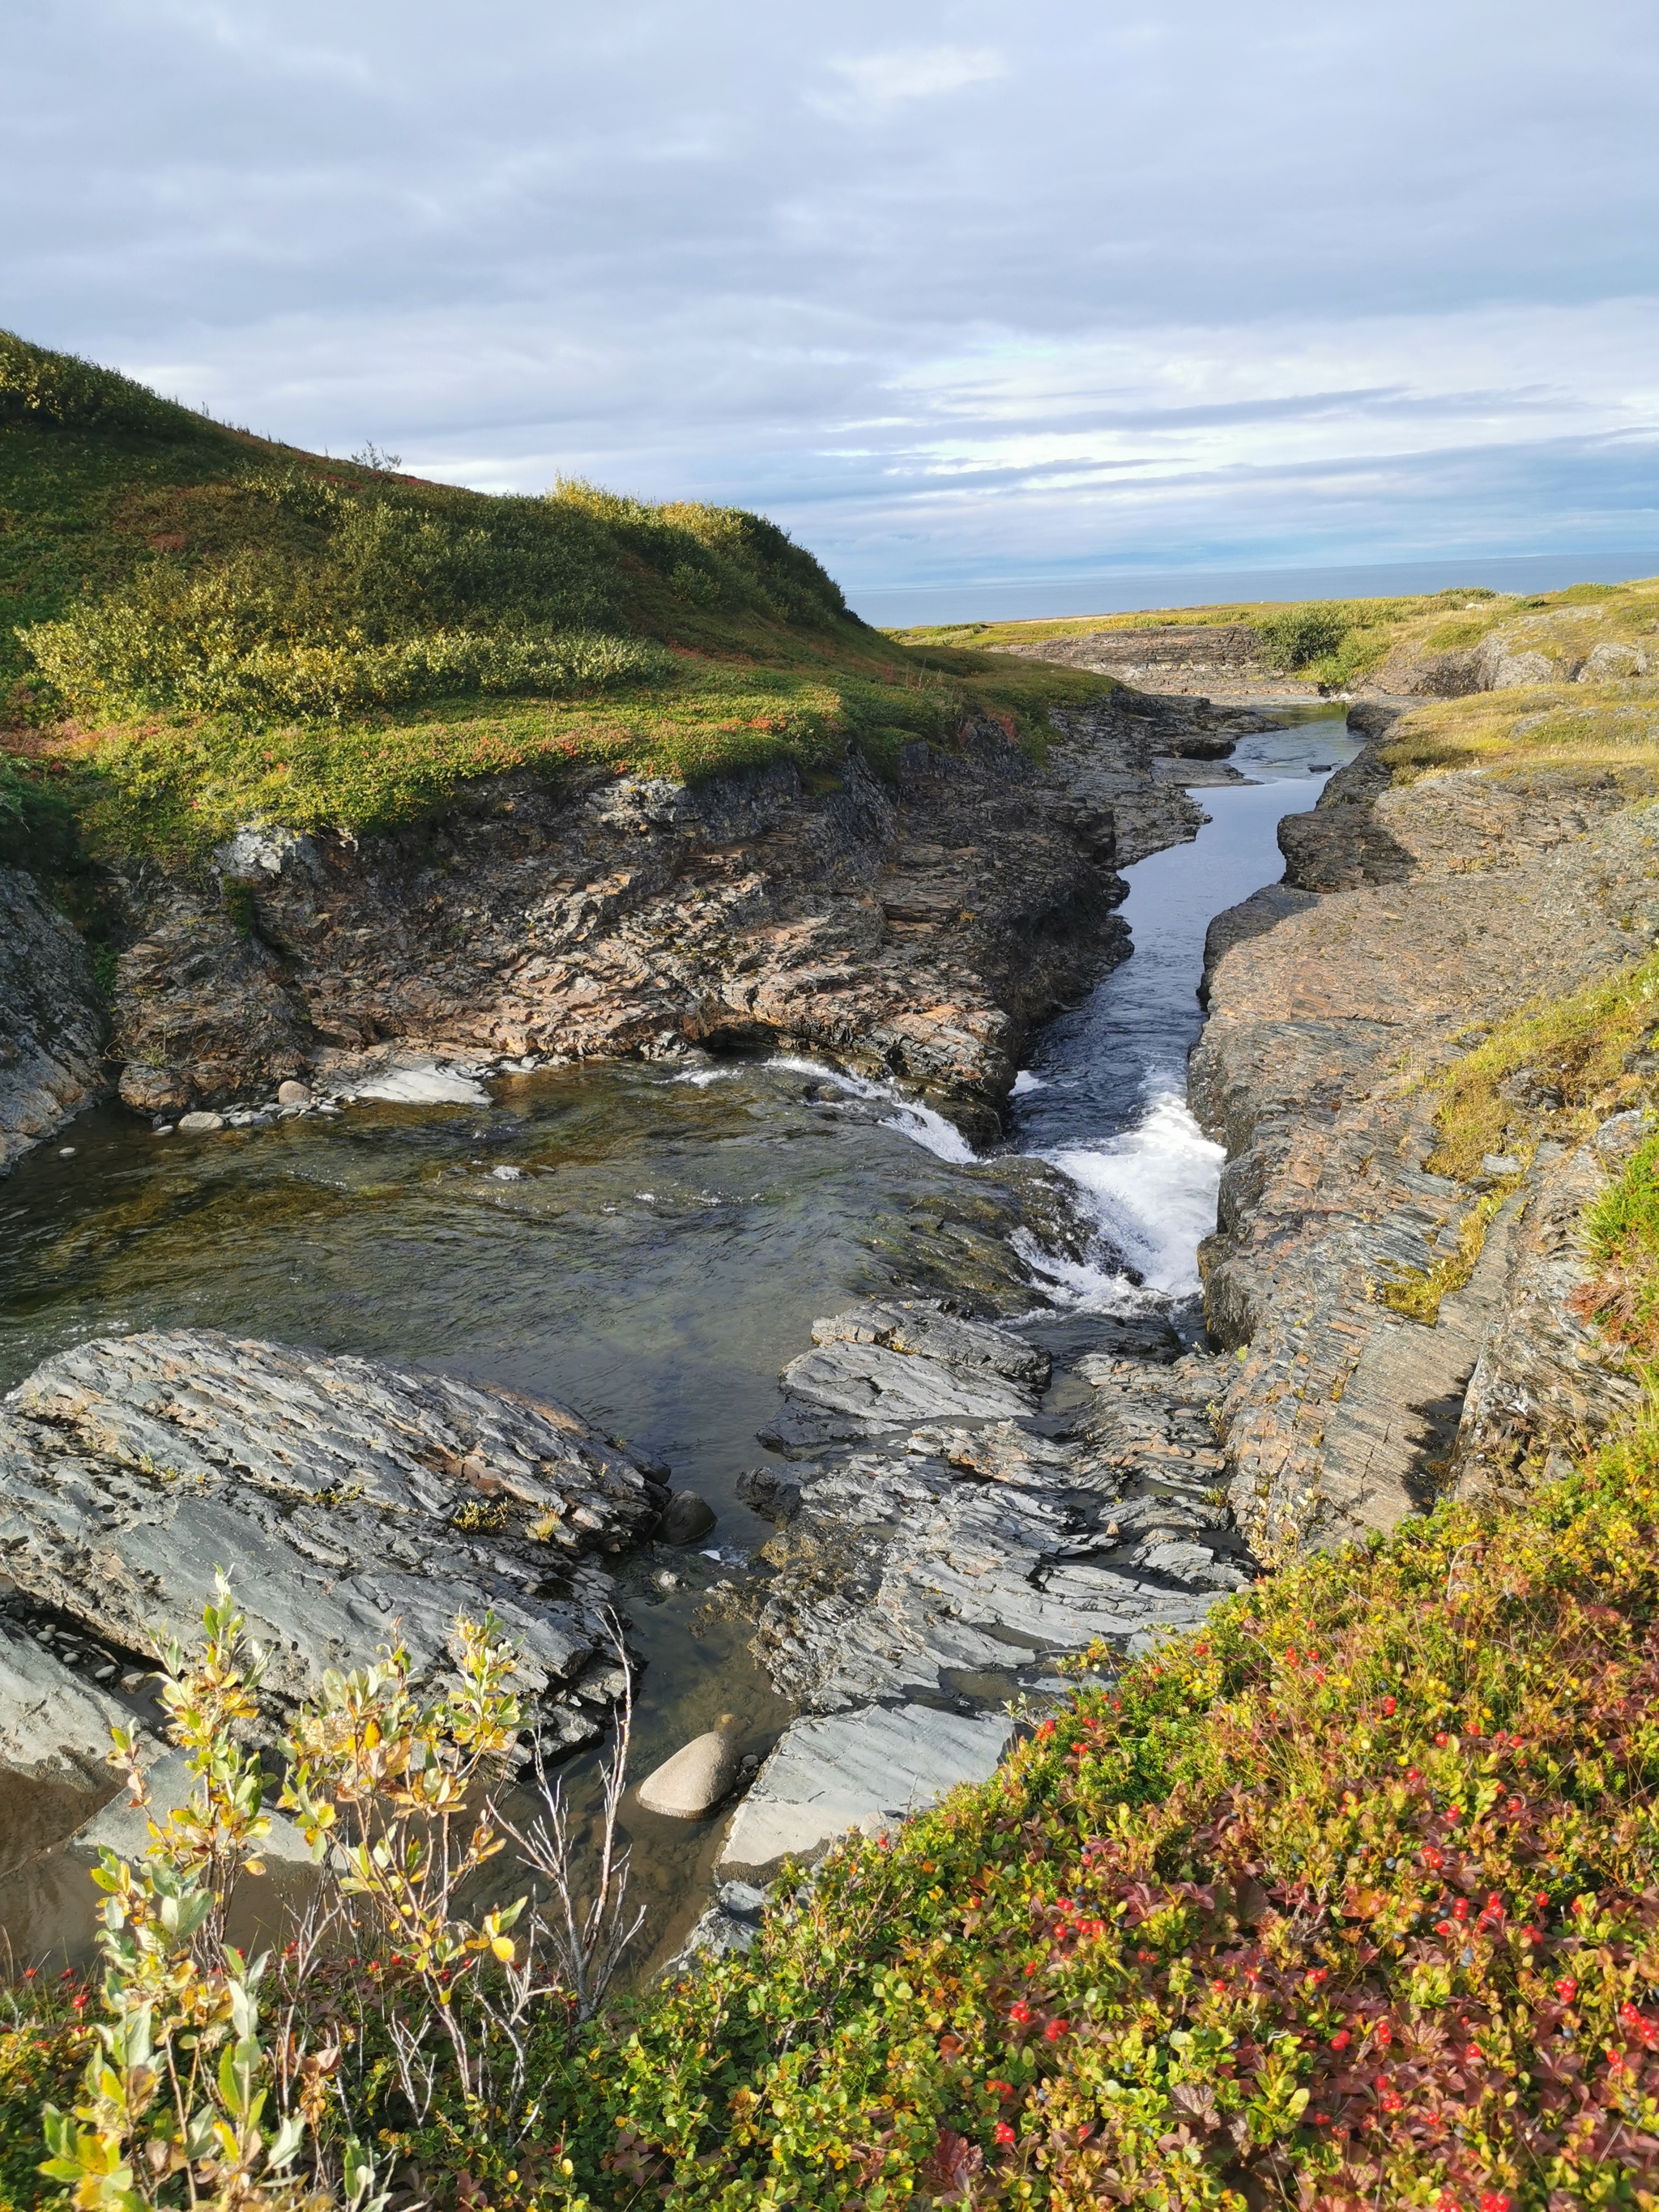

{"left": 0, "top": 708, "right": 1358, "bottom": 1971}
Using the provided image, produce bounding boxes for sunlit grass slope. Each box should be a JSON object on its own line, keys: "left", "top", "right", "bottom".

{"left": 0, "top": 332, "right": 1110, "bottom": 863}
{"left": 894, "top": 578, "right": 1659, "bottom": 695}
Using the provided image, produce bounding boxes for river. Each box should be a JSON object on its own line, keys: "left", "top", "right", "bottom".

{"left": 0, "top": 707, "right": 1358, "bottom": 1969}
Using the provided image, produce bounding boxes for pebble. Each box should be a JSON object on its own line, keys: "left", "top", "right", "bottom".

{"left": 153, "top": 1124, "right": 174, "bottom": 1136}
{"left": 120, "top": 1670, "right": 147, "bottom": 1694}
{"left": 277, "top": 1080, "right": 311, "bottom": 1106}
{"left": 490, "top": 1164, "right": 523, "bottom": 1181}
{"left": 177, "top": 1111, "right": 224, "bottom": 1134}
{"left": 58, "top": 1146, "right": 75, "bottom": 1157}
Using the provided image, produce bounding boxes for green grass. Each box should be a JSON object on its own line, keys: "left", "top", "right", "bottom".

{"left": 0, "top": 330, "right": 1119, "bottom": 864}
{"left": 893, "top": 576, "right": 1659, "bottom": 693}
{"left": 889, "top": 590, "right": 1505, "bottom": 686}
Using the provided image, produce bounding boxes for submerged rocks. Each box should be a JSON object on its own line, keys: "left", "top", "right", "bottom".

{"left": 0, "top": 1330, "right": 669, "bottom": 1750}
{"left": 659, "top": 1490, "right": 717, "bottom": 1546}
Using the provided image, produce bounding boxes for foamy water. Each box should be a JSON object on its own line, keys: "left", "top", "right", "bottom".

{"left": 1034, "top": 1085, "right": 1225, "bottom": 1299}
{"left": 765, "top": 1055, "right": 979, "bottom": 1164}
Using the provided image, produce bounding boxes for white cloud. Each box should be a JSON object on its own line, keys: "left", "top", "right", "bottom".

{"left": 818, "top": 45, "right": 1007, "bottom": 112}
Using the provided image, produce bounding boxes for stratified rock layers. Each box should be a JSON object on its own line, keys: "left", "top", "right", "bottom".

{"left": 1194, "top": 748, "right": 1658, "bottom": 1558}
{"left": 0, "top": 862, "right": 108, "bottom": 1171}
{"left": 0, "top": 1331, "right": 667, "bottom": 1745}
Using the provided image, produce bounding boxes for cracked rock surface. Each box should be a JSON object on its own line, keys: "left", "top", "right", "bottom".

{"left": 1193, "top": 741, "right": 1659, "bottom": 1558}
{"left": 723, "top": 1307, "right": 1255, "bottom": 1875}
{"left": 0, "top": 1330, "right": 668, "bottom": 1750}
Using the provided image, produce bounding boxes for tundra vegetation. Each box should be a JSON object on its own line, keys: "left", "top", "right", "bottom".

{"left": 0, "top": 331, "right": 1109, "bottom": 872}
{"left": 898, "top": 578, "right": 1659, "bottom": 697}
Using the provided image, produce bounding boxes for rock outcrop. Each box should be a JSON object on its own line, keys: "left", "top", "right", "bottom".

{"left": 1193, "top": 743, "right": 1659, "bottom": 1557}
{"left": 720, "top": 1305, "right": 1254, "bottom": 1877}
{"left": 0, "top": 1331, "right": 668, "bottom": 1756}
{"left": 0, "top": 862, "right": 109, "bottom": 1171}
{"left": 94, "top": 701, "right": 1257, "bottom": 1140}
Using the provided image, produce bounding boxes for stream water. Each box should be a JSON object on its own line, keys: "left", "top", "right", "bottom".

{"left": 0, "top": 708, "right": 1358, "bottom": 1971}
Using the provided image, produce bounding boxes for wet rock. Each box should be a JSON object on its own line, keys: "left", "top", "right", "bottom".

{"left": 719, "top": 1703, "right": 1015, "bottom": 1873}
{"left": 765, "top": 1298, "right": 1047, "bottom": 1447}
{"left": 753, "top": 1344, "right": 1246, "bottom": 1715}
{"left": 638, "top": 1719, "right": 742, "bottom": 1818}
{"left": 659, "top": 1490, "right": 717, "bottom": 1545}
{"left": 735, "top": 1467, "right": 802, "bottom": 1523}
{"left": 1078, "top": 1312, "right": 1183, "bottom": 1365}
{"left": 0, "top": 863, "right": 109, "bottom": 1174}
{"left": 66, "top": 1747, "right": 313, "bottom": 1869}
{"left": 0, "top": 1331, "right": 668, "bottom": 1742}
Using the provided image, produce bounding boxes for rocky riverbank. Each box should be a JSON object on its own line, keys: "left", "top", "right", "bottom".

{"left": 0, "top": 688, "right": 1276, "bottom": 1174}
{"left": 1194, "top": 708, "right": 1658, "bottom": 1558}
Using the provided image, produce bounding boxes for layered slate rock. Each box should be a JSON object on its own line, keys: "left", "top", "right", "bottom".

{"left": 725, "top": 1307, "right": 1255, "bottom": 1874}
{"left": 720, "top": 1704, "right": 1015, "bottom": 1873}
{"left": 0, "top": 1332, "right": 668, "bottom": 1747}
{"left": 761, "top": 1298, "right": 1050, "bottom": 1450}
{"left": 1192, "top": 749, "right": 1659, "bottom": 1558}
{"left": 0, "top": 863, "right": 109, "bottom": 1172}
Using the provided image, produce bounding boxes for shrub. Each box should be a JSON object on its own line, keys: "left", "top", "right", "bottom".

{"left": 0, "top": 331, "right": 198, "bottom": 441}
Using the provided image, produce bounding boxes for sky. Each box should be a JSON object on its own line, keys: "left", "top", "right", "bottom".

{"left": 6, "top": 0, "right": 1659, "bottom": 619}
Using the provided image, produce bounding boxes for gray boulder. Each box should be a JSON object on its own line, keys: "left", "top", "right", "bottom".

{"left": 638, "top": 1720, "right": 742, "bottom": 1818}
{"left": 0, "top": 1331, "right": 669, "bottom": 1745}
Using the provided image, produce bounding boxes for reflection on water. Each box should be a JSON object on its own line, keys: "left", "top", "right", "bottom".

{"left": 0, "top": 710, "right": 1355, "bottom": 1971}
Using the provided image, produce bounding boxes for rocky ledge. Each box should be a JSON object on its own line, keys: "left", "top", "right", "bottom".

{"left": 707, "top": 1299, "right": 1252, "bottom": 1897}
{"left": 0, "top": 862, "right": 109, "bottom": 1172}
{"left": 2, "top": 685, "right": 1276, "bottom": 1175}
{"left": 0, "top": 1329, "right": 670, "bottom": 1869}
{"left": 1195, "top": 722, "right": 1658, "bottom": 1558}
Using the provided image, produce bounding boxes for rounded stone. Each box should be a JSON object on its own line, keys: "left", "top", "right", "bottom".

{"left": 277, "top": 1080, "right": 311, "bottom": 1106}
{"left": 638, "top": 1718, "right": 742, "bottom": 1819}
{"left": 659, "top": 1490, "right": 717, "bottom": 1545}
{"left": 177, "top": 1111, "right": 225, "bottom": 1134}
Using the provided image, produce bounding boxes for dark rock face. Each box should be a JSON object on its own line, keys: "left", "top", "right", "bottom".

{"left": 104, "top": 732, "right": 1128, "bottom": 1132}
{"left": 659, "top": 1490, "right": 717, "bottom": 1546}
{"left": 96, "top": 700, "right": 1247, "bottom": 1132}
{"left": 0, "top": 1331, "right": 667, "bottom": 1748}
{"left": 0, "top": 863, "right": 109, "bottom": 1170}
{"left": 1192, "top": 748, "right": 1659, "bottom": 1558}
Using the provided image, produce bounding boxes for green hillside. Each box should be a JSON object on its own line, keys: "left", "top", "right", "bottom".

{"left": 0, "top": 333, "right": 1108, "bottom": 863}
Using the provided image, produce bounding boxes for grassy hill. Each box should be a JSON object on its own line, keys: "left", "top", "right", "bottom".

{"left": 0, "top": 333, "right": 1107, "bottom": 866}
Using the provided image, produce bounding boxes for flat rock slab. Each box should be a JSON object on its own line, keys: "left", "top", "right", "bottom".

{"left": 766, "top": 1301, "right": 1047, "bottom": 1447}
{"left": 719, "top": 1703, "right": 1013, "bottom": 1873}
{"left": 66, "top": 1747, "right": 313, "bottom": 1869}
{"left": 0, "top": 1331, "right": 669, "bottom": 1743}
{"left": 810, "top": 1301, "right": 1051, "bottom": 1390}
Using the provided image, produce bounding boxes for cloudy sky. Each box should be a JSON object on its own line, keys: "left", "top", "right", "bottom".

{"left": 6, "top": 0, "right": 1658, "bottom": 616}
